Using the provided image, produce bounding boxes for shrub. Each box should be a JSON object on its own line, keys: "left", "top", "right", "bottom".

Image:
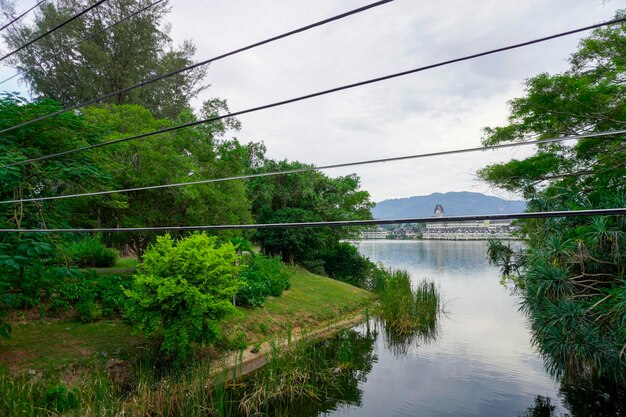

{"left": 76, "top": 301, "right": 102, "bottom": 323}
{"left": 63, "top": 236, "right": 117, "bottom": 268}
{"left": 236, "top": 255, "right": 290, "bottom": 307}
{"left": 124, "top": 233, "right": 243, "bottom": 362}
{"left": 322, "top": 242, "right": 374, "bottom": 288}
{"left": 46, "top": 271, "right": 131, "bottom": 318}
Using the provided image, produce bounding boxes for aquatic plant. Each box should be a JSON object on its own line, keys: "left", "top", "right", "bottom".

{"left": 376, "top": 269, "right": 441, "bottom": 338}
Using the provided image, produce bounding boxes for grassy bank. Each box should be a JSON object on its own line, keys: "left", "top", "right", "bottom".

{"left": 0, "top": 266, "right": 372, "bottom": 376}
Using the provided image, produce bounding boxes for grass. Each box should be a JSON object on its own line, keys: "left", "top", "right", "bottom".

{"left": 221, "top": 266, "right": 373, "bottom": 346}
{"left": 0, "top": 321, "right": 145, "bottom": 373}
{"left": 114, "top": 257, "right": 139, "bottom": 269}
{"left": 79, "top": 257, "right": 139, "bottom": 275}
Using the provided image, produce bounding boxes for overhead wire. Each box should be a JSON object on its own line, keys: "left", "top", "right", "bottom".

{"left": 0, "top": 0, "right": 393, "bottom": 133}
{"left": 2, "top": 15, "right": 626, "bottom": 169}
{"left": 0, "top": 0, "right": 108, "bottom": 62}
{"left": 2, "top": 208, "right": 626, "bottom": 233}
{"left": 0, "top": 0, "right": 47, "bottom": 33}
{"left": 2, "top": 129, "right": 625, "bottom": 205}
{"left": 0, "top": 0, "right": 165, "bottom": 86}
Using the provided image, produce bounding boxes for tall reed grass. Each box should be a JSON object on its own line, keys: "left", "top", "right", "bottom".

{"left": 376, "top": 268, "right": 441, "bottom": 339}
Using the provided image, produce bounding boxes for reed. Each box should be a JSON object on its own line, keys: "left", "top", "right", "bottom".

{"left": 376, "top": 268, "right": 441, "bottom": 339}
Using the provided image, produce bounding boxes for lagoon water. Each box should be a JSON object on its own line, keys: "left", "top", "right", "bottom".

{"left": 311, "top": 240, "right": 568, "bottom": 417}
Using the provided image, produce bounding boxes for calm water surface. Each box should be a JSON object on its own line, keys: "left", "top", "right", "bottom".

{"left": 320, "top": 240, "right": 566, "bottom": 417}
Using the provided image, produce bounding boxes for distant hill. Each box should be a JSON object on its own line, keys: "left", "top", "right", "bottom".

{"left": 372, "top": 192, "right": 526, "bottom": 219}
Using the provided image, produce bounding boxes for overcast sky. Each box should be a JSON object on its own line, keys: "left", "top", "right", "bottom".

{"left": 0, "top": 0, "right": 620, "bottom": 202}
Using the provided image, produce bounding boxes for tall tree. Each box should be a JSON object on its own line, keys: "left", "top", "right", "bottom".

{"left": 1, "top": 0, "right": 206, "bottom": 119}
{"left": 80, "top": 101, "right": 251, "bottom": 259}
{"left": 480, "top": 13, "right": 626, "bottom": 384}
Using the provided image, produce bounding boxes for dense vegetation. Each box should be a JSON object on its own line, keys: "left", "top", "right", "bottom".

{"left": 481, "top": 15, "right": 626, "bottom": 385}
{"left": 0, "top": 0, "right": 378, "bottom": 361}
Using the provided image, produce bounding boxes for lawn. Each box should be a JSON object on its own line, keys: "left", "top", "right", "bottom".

{"left": 222, "top": 266, "right": 373, "bottom": 344}
{"left": 0, "top": 321, "right": 145, "bottom": 374}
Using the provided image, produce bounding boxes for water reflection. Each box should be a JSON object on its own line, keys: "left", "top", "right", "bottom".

{"left": 273, "top": 327, "right": 379, "bottom": 417}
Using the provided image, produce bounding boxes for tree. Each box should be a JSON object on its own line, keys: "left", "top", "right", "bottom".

{"left": 0, "top": 93, "right": 109, "bottom": 307}
{"left": 80, "top": 102, "right": 251, "bottom": 259}
{"left": 124, "top": 233, "right": 242, "bottom": 362}
{"left": 480, "top": 13, "right": 626, "bottom": 384}
{"left": 1, "top": 0, "right": 207, "bottom": 119}
{"left": 247, "top": 157, "right": 373, "bottom": 269}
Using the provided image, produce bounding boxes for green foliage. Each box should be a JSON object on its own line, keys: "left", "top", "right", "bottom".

{"left": 62, "top": 235, "right": 118, "bottom": 268}
{"left": 479, "top": 15, "right": 626, "bottom": 384}
{"left": 1, "top": 0, "right": 207, "bottom": 119}
{"left": 322, "top": 242, "right": 375, "bottom": 288}
{"left": 82, "top": 104, "right": 250, "bottom": 259}
{"left": 43, "top": 271, "right": 132, "bottom": 318}
{"left": 376, "top": 269, "right": 441, "bottom": 342}
{"left": 45, "top": 385, "right": 79, "bottom": 413}
{"left": 124, "top": 233, "right": 243, "bottom": 362}
{"left": 76, "top": 301, "right": 103, "bottom": 323}
{"left": 248, "top": 157, "right": 373, "bottom": 265}
{"left": 236, "top": 255, "right": 291, "bottom": 307}
{"left": 0, "top": 310, "right": 10, "bottom": 339}
{"left": 0, "top": 94, "right": 109, "bottom": 310}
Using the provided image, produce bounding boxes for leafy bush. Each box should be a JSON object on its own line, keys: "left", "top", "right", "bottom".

{"left": 124, "top": 233, "right": 243, "bottom": 362}
{"left": 76, "top": 301, "right": 102, "bottom": 323}
{"left": 236, "top": 255, "right": 290, "bottom": 307}
{"left": 322, "top": 242, "right": 374, "bottom": 288}
{"left": 63, "top": 236, "right": 118, "bottom": 268}
{"left": 0, "top": 239, "right": 58, "bottom": 309}
{"left": 47, "top": 271, "right": 132, "bottom": 318}
{"left": 300, "top": 259, "right": 326, "bottom": 276}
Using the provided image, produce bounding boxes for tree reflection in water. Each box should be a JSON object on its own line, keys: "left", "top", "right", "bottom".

{"left": 517, "top": 380, "right": 626, "bottom": 417}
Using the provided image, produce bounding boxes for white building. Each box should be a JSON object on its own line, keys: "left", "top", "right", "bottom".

{"left": 422, "top": 205, "right": 516, "bottom": 240}
{"left": 360, "top": 228, "right": 388, "bottom": 239}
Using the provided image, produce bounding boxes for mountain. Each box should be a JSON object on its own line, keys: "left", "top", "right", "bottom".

{"left": 372, "top": 192, "right": 526, "bottom": 219}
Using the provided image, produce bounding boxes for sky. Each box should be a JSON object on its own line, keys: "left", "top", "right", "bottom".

{"left": 0, "top": 0, "right": 621, "bottom": 202}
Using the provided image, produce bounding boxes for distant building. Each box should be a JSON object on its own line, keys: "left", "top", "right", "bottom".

{"left": 422, "top": 204, "right": 517, "bottom": 240}
{"left": 360, "top": 227, "right": 388, "bottom": 239}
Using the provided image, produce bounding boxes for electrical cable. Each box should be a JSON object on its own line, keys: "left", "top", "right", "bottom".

{"left": 0, "top": 0, "right": 393, "bottom": 132}
{"left": 0, "top": 0, "right": 164, "bottom": 86}
{"left": 2, "top": 129, "right": 624, "bottom": 205}
{"left": 1, "top": 208, "right": 625, "bottom": 233}
{"left": 0, "top": 0, "right": 108, "bottom": 62}
{"left": 0, "top": 0, "right": 47, "bottom": 33}
{"left": 2, "top": 15, "right": 626, "bottom": 168}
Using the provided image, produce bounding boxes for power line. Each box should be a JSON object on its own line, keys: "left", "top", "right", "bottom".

{"left": 0, "top": 0, "right": 164, "bottom": 86}
{"left": 0, "top": 0, "right": 47, "bottom": 33}
{"left": 0, "top": 0, "right": 393, "bottom": 133}
{"left": 2, "top": 129, "right": 625, "bottom": 205}
{"left": 3, "top": 15, "right": 625, "bottom": 169}
{"left": 1, "top": 208, "right": 625, "bottom": 233}
{"left": 0, "top": 0, "right": 108, "bottom": 62}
